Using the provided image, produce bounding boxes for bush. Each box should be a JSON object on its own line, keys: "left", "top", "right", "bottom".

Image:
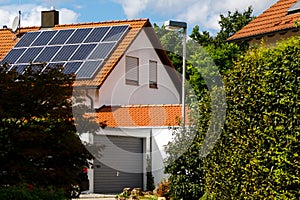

{"left": 204, "top": 37, "right": 300, "bottom": 199}
{"left": 0, "top": 185, "right": 68, "bottom": 200}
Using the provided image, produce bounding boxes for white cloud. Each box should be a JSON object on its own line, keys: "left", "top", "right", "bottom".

{"left": 113, "top": 0, "right": 150, "bottom": 19}
{"left": 113, "top": 0, "right": 278, "bottom": 32}
{"left": 0, "top": 4, "right": 78, "bottom": 28}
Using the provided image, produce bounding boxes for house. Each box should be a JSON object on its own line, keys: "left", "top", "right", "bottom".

{"left": 0, "top": 9, "right": 184, "bottom": 193}
{"left": 228, "top": 0, "right": 300, "bottom": 46}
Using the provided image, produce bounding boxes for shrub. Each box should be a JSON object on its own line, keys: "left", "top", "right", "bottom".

{"left": 204, "top": 37, "right": 300, "bottom": 199}
{"left": 0, "top": 185, "right": 68, "bottom": 200}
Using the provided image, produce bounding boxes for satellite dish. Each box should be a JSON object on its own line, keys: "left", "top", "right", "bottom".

{"left": 12, "top": 15, "right": 19, "bottom": 33}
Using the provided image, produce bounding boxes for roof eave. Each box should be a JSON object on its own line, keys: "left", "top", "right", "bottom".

{"left": 227, "top": 27, "right": 299, "bottom": 43}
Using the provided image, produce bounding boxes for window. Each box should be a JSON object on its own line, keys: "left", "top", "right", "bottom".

{"left": 149, "top": 60, "right": 157, "bottom": 88}
{"left": 125, "top": 56, "right": 139, "bottom": 85}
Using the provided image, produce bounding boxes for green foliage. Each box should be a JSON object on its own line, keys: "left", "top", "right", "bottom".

{"left": 0, "top": 185, "right": 68, "bottom": 200}
{"left": 204, "top": 37, "right": 300, "bottom": 199}
{"left": 146, "top": 155, "right": 155, "bottom": 191}
{"left": 0, "top": 64, "right": 93, "bottom": 190}
{"left": 164, "top": 91, "right": 212, "bottom": 199}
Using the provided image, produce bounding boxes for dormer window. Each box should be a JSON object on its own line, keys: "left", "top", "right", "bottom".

{"left": 287, "top": 0, "right": 300, "bottom": 14}
{"left": 125, "top": 56, "right": 139, "bottom": 85}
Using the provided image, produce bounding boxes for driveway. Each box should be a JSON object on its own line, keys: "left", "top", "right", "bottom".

{"left": 74, "top": 194, "right": 116, "bottom": 200}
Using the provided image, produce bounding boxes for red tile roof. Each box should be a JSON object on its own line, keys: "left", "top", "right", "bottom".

{"left": 0, "top": 19, "right": 175, "bottom": 88}
{"left": 95, "top": 105, "right": 185, "bottom": 127}
{"left": 228, "top": 0, "right": 300, "bottom": 41}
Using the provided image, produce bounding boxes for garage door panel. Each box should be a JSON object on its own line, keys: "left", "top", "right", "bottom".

{"left": 94, "top": 136, "right": 143, "bottom": 194}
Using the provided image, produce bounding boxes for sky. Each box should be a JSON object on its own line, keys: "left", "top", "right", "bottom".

{"left": 0, "top": 0, "right": 278, "bottom": 34}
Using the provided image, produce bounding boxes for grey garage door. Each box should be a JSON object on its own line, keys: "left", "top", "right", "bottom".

{"left": 93, "top": 135, "right": 143, "bottom": 194}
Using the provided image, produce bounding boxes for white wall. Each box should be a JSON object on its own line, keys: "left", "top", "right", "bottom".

{"left": 96, "top": 29, "right": 180, "bottom": 107}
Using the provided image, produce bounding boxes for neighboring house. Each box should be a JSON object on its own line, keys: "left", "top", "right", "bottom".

{"left": 0, "top": 9, "right": 183, "bottom": 193}
{"left": 228, "top": 0, "right": 300, "bottom": 46}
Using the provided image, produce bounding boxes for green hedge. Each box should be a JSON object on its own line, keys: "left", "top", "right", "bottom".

{"left": 0, "top": 185, "right": 68, "bottom": 200}
{"left": 203, "top": 37, "right": 300, "bottom": 199}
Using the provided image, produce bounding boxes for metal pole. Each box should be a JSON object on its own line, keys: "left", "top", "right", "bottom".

{"left": 182, "top": 28, "right": 186, "bottom": 128}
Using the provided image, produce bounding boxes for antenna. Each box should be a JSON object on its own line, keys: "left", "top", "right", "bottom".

{"left": 11, "top": 11, "right": 21, "bottom": 34}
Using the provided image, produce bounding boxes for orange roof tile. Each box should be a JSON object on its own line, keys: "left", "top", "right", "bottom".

{"left": 95, "top": 105, "right": 186, "bottom": 127}
{"left": 228, "top": 0, "right": 300, "bottom": 41}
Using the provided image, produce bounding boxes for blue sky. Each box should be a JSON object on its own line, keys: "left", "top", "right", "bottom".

{"left": 0, "top": 0, "right": 277, "bottom": 34}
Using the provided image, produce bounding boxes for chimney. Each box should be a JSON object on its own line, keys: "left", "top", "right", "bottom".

{"left": 41, "top": 8, "right": 59, "bottom": 28}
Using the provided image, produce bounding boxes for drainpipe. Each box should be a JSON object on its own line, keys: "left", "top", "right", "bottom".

{"left": 85, "top": 88, "right": 94, "bottom": 111}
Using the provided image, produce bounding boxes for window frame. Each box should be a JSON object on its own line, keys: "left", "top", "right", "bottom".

{"left": 149, "top": 60, "right": 158, "bottom": 89}
{"left": 125, "top": 56, "right": 139, "bottom": 85}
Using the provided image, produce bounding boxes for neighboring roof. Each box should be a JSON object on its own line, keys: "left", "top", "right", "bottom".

{"left": 95, "top": 105, "right": 185, "bottom": 128}
{"left": 228, "top": 0, "right": 300, "bottom": 42}
{"left": 0, "top": 18, "right": 177, "bottom": 88}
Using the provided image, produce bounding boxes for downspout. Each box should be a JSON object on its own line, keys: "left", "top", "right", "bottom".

{"left": 85, "top": 88, "right": 94, "bottom": 111}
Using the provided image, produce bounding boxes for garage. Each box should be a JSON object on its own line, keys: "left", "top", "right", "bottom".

{"left": 93, "top": 135, "right": 144, "bottom": 194}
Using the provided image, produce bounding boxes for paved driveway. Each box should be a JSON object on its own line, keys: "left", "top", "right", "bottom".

{"left": 73, "top": 194, "right": 116, "bottom": 200}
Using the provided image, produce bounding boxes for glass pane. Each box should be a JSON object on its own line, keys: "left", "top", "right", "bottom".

{"left": 70, "top": 44, "right": 97, "bottom": 61}
{"left": 1, "top": 48, "right": 26, "bottom": 64}
{"left": 34, "top": 46, "right": 61, "bottom": 62}
{"left": 49, "top": 29, "right": 75, "bottom": 45}
{"left": 66, "top": 28, "right": 92, "bottom": 44}
{"left": 103, "top": 25, "right": 128, "bottom": 41}
{"left": 15, "top": 32, "right": 41, "bottom": 47}
{"left": 52, "top": 45, "right": 79, "bottom": 62}
{"left": 88, "top": 42, "right": 116, "bottom": 60}
{"left": 17, "top": 47, "right": 44, "bottom": 63}
{"left": 63, "top": 62, "right": 83, "bottom": 74}
{"left": 31, "top": 31, "right": 57, "bottom": 46}
{"left": 76, "top": 60, "right": 103, "bottom": 79}
{"left": 84, "top": 27, "right": 110, "bottom": 43}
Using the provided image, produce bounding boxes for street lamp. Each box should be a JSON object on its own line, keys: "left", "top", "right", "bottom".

{"left": 164, "top": 20, "right": 187, "bottom": 127}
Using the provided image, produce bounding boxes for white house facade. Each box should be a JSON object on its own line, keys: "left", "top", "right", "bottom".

{"left": 0, "top": 9, "right": 183, "bottom": 194}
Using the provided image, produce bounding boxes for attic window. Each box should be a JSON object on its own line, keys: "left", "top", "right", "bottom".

{"left": 287, "top": 0, "right": 300, "bottom": 14}
{"left": 125, "top": 56, "right": 139, "bottom": 85}
{"left": 149, "top": 60, "right": 158, "bottom": 88}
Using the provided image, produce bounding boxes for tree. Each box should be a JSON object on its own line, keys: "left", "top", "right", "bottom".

{"left": 0, "top": 63, "right": 93, "bottom": 193}
{"left": 190, "top": 6, "right": 255, "bottom": 48}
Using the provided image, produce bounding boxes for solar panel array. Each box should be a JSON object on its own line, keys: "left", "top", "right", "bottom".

{"left": 1, "top": 25, "right": 129, "bottom": 79}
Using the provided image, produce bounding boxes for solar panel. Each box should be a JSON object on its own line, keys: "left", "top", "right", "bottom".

{"left": 15, "top": 32, "right": 41, "bottom": 47}
{"left": 34, "top": 46, "right": 61, "bottom": 62}
{"left": 1, "top": 48, "right": 26, "bottom": 64}
{"left": 1, "top": 24, "right": 129, "bottom": 80}
{"left": 84, "top": 27, "right": 110, "bottom": 43}
{"left": 103, "top": 25, "right": 128, "bottom": 41}
{"left": 49, "top": 29, "right": 75, "bottom": 45}
{"left": 88, "top": 42, "right": 116, "bottom": 60}
{"left": 52, "top": 45, "right": 79, "bottom": 62}
{"left": 66, "top": 28, "right": 92, "bottom": 44}
{"left": 31, "top": 30, "right": 57, "bottom": 46}
{"left": 11, "top": 64, "right": 28, "bottom": 74}
{"left": 17, "top": 47, "right": 44, "bottom": 63}
{"left": 63, "top": 62, "right": 82, "bottom": 74}
{"left": 70, "top": 44, "right": 97, "bottom": 61}
{"left": 76, "top": 60, "right": 103, "bottom": 79}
